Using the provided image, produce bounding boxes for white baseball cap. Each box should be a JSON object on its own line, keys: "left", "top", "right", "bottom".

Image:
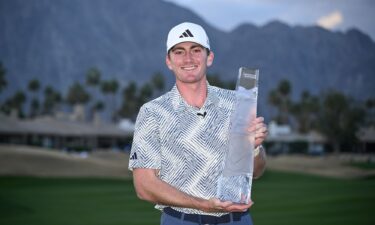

{"left": 166, "top": 22, "right": 210, "bottom": 52}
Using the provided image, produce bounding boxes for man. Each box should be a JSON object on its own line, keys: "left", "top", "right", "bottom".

{"left": 128, "top": 22, "right": 267, "bottom": 225}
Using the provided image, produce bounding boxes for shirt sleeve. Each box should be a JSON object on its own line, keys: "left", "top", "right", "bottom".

{"left": 128, "top": 104, "right": 161, "bottom": 171}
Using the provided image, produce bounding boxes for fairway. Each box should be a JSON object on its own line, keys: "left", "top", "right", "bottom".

{"left": 0, "top": 171, "right": 374, "bottom": 225}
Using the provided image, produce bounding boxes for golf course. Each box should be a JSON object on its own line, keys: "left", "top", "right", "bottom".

{"left": 1, "top": 145, "right": 374, "bottom": 225}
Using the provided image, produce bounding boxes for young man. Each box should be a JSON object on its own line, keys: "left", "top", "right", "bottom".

{"left": 129, "top": 22, "right": 267, "bottom": 225}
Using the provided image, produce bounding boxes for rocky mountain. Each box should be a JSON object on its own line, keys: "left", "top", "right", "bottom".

{"left": 1, "top": 0, "right": 374, "bottom": 118}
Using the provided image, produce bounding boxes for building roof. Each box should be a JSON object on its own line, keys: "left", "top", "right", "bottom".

{"left": 0, "top": 114, "right": 133, "bottom": 137}
{"left": 267, "top": 121, "right": 326, "bottom": 143}
{"left": 266, "top": 130, "right": 326, "bottom": 143}
{"left": 358, "top": 126, "right": 375, "bottom": 142}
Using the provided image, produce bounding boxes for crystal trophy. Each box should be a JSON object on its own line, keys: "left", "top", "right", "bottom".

{"left": 216, "top": 67, "right": 259, "bottom": 204}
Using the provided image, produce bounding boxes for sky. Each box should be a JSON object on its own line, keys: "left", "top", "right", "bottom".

{"left": 164, "top": 0, "right": 375, "bottom": 41}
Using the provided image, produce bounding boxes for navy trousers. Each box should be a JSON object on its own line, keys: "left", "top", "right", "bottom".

{"left": 160, "top": 208, "right": 253, "bottom": 225}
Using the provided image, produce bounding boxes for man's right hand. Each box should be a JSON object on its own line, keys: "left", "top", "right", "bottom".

{"left": 206, "top": 197, "right": 253, "bottom": 213}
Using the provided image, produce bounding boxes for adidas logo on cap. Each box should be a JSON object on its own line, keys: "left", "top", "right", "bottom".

{"left": 167, "top": 22, "right": 210, "bottom": 52}
{"left": 179, "top": 29, "right": 194, "bottom": 38}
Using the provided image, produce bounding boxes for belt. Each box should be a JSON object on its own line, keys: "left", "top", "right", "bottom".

{"left": 163, "top": 207, "right": 248, "bottom": 224}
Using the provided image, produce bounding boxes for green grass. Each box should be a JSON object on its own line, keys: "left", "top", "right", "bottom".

{"left": 0, "top": 171, "right": 374, "bottom": 225}
{"left": 348, "top": 161, "right": 375, "bottom": 170}
{"left": 0, "top": 177, "right": 160, "bottom": 225}
{"left": 251, "top": 171, "right": 375, "bottom": 225}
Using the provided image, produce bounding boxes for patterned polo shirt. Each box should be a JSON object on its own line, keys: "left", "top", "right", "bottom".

{"left": 128, "top": 83, "right": 236, "bottom": 216}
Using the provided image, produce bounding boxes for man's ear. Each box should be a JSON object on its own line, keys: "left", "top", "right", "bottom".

{"left": 206, "top": 51, "right": 214, "bottom": 67}
{"left": 165, "top": 54, "right": 173, "bottom": 70}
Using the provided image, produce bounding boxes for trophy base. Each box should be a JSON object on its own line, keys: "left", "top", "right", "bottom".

{"left": 216, "top": 174, "right": 252, "bottom": 204}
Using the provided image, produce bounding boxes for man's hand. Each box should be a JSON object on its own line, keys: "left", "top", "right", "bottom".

{"left": 248, "top": 117, "right": 268, "bottom": 147}
{"left": 206, "top": 198, "right": 253, "bottom": 213}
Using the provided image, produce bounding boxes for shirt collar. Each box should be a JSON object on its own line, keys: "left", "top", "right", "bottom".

{"left": 168, "top": 82, "right": 219, "bottom": 112}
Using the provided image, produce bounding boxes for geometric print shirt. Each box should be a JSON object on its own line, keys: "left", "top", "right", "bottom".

{"left": 128, "top": 83, "right": 236, "bottom": 216}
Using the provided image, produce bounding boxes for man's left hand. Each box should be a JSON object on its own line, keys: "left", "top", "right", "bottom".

{"left": 247, "top": 117, "right": 268, "bottom": 147}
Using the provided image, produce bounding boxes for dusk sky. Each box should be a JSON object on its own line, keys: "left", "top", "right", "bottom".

{"left": 165, "top": 0, "right": 375, "bottom": 41}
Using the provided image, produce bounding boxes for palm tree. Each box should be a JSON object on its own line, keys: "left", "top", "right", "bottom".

{"left": 207, "top": 73, "right": 235, "bottom": 90}
{"left": 123, "top": 81, "right": 137, "bottom": 102}
{"left": 101, "top": 79, "right": 119, "bottom": 121}
{"left": 42, "top": 85, "right": 62, "bottom": 115}
{"left": 0, "top": 61, "right": 6, "bottom": 93}
{"left": 85, "top": 67, "right": 101, "bottom": 120}
{"left": 28, "top": 79, "right": 40, "bottom": 92}
{"left": 11, "top": 91, "right": 27, "bottom": 118}
{"left": 28, "top": 79, "right": 41, "bottom": 118}
{"left": 364, "top": 98, "right": 375, "bottom": 126}
{"left": 138, "top": 82, "right": 153, "bottom": 105}
{"left": 0, "top": 62, "right": 7, "bottom": 114}
{"left": 91, "top": 100, "right": 105, "bottom": 124}
{"left": 268, "top": 79, "right": 292, "bottom": 124}
{"left": 66, "top": 82, "right": 91, "bottom": 106}
{"left": 317, "top": 91, "right": 365, "bottom": 153}
{"left": 0, "top": 98, "right": 12, "bottom": 115}
{"left": 290, "top": 91, "right": 320, "bottom": 133}
{"left": 86, "top": 67, "right": 101, "bottom": 88}
{"left": 66, "top": 82, "right": 88, "bottom": 117}
{"left": 151, "top": 72, "right": 165, "bottom": 96}
{"left": 119, "top": 81, "right": 138, "bottom": 120}
{"left": 66, "top": 82, "right": 90, "bottom": 119}
{"left": 93, "top": 101, "right": 105, "bottom": 112}
{"left": 30, "top": 99, "right": 40, "bottom": 118}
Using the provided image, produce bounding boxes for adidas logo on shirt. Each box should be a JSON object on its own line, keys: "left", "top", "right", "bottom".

{"left": 179, "top": 29, "right": 194, "bottom": 38}
{"left": 130, "top": 152, "right": 137, "bottom": 160}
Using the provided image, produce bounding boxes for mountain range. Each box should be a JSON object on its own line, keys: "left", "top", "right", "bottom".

{"left": 1, "top": 0, "right": 374, "bottom": 119}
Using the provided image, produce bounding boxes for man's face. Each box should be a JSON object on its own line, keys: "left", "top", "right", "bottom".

{"left": 166, "top": 42, "right": 214, "bottom": 84}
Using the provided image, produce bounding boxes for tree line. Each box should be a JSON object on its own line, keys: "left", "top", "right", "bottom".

{"left": 268, "top": 79, "right": 374, "bottom": 153}
{"left": 0, "top": 61, "right": 165, "bottom": 122}
{"left": 1, "top": 61, "right": 373, "bottom": 153}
